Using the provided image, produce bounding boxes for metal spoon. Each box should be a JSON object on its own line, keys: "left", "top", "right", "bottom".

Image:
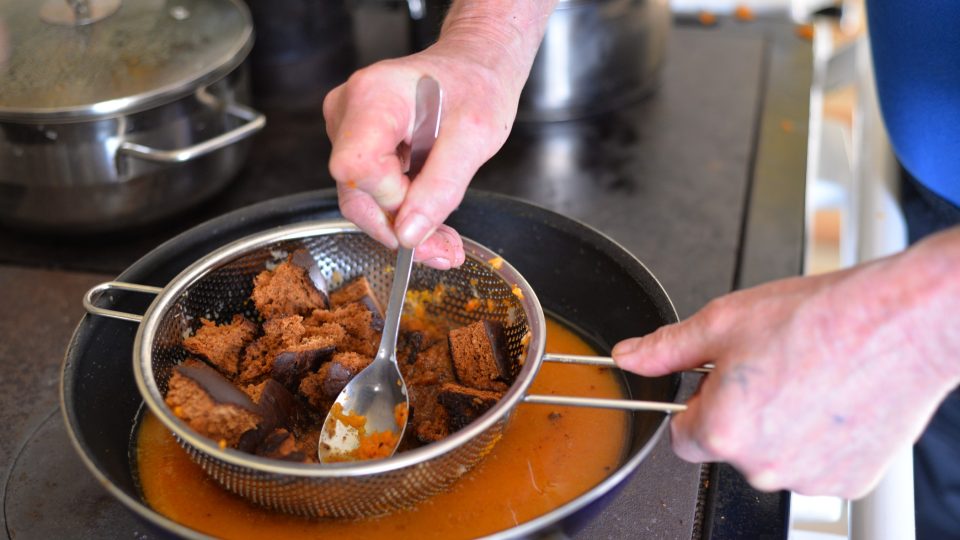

{"left": 318, "top": 76, "right": 442, "bottom": 462}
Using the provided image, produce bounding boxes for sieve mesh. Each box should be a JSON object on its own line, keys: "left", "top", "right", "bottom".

{"left": 135, "top": 221, "right": 545, "bottom": 518}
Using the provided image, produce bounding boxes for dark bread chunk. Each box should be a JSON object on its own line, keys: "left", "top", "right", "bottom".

{"left": 448, "top": 320, "right": 512, "bottom": 391}
{"left": 330, "top": 276, "right": 384, "bottom": 331}
{"left": 165, "top": 360, "right": 261, "bottom": 447}
{"left": 290, "top": 249, "right": 330, "bottom": 303}
{"left": 271, "top": 347, "right": 335, "bottom": 390}
{"left": 298, "top": 429, "right": 321, "bottom": 463}
{"left": 254, "top": 429, "right": 307, "bottom": 462}
{"left": 398, "top": 331, "right": 424, "bottom": 365}
{"left": 255, "top": 378, "right": 301, "bottom": 429}
{"left": 239, "top": 316, "right": 307, "bottom": 383}
{"left": 236, "top": 379, "right": 301, "bottom": 452}
{"left": 298, "top": 351, "right": 372, "bottom": 409}
{"left": 401, "top": 340, "right": 454, "bottom": 387}
{"left": 308, "top": 303, "right": 381, "bottom": 357}
{"left": 407, "top": 383, "right": 449, "bottom": 443}
{"left": 239, "top": 316, "right": 344, "bottom": 385}
{"left": 252, "top": 260, "right": 328, "bottom": 319}
{"left": 438, "top": 382, "right": 503, "bottom": 432}
{"left": 182, "top": 315, "right": 257, "bottom": 377}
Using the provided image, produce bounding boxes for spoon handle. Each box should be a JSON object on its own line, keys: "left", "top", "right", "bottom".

{"left": 377, "top": 246, "right": 415, "bottom": 362}
{"left": 375, "top": 76, "right": 442, "bottom": 364}
{"left": 408, "top": 76, "right": 442, "bottom": 177}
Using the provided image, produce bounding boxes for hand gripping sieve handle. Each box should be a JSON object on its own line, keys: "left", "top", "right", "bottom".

{"left": 521, "top": 354, "right": 715, "bottom": 413}
{"left": 83, "top": 281, "right": 163, "bottom": 323}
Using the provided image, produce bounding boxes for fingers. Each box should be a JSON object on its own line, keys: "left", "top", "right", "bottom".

{"left": 668, "top": 392, "right": 716, "bottom": 463}
{"left": 325, "top": 70, "right": 417, "bottom": 224}
{"left": 669, "top": 376, "right": 746, "bottom": 466}
{"left": 337, "top": 183, "right": 398, "bottom": 250}
{"left": 612, "top": 314, "right": 718, "bottom": 377}
{"left": 412, "top": 225, "right": 466, "bottom": 270}
{"left": 394, "top": 119, "right": 487, "bottom": 250}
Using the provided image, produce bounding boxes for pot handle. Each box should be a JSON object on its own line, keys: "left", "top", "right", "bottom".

{"left": 117, "top": 89, "right": 266, "bottom": 164}
{"left": 83, "top": 281, "right": 163, "bottom": 323}
{"left": 521, "top": 354, "right": 714, "bottom": 413}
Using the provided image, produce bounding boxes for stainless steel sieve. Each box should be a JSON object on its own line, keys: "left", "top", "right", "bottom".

{"left": 83, "top": 219, "right": 689, "bottom": 518}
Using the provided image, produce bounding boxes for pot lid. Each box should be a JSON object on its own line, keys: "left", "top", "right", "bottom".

{"left": 0, "top": 0, "right": 252, "bottom": 121}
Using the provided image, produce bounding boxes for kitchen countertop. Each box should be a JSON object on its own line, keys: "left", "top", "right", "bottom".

{"left": 0, "top": 12, "right": 810, "bottom": 540}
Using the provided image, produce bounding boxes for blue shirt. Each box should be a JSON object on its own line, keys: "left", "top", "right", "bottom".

{"left": 868, "top": 1, "right": 960, "bottom": 207}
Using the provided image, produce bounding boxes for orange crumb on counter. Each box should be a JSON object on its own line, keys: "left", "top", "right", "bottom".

{"left": 465, "top": 298, "right": 482, "bottom": 312}
{"left": 511, "top": 285, "right": 524, "bottom": 300}
{"left": 780, "top": 119, "right": 796, "bottom": 133}
{"left": 734, "top": 5, "right": 755, "bottom": 21}
{"left": 698, "top": 10, "right": 717, "bottom": 26}
{"left": 487, "top": 256, "right": 504, "bottom": 270}
{"left": 795, "top": 23, "right": 814, "bottom": 41}
{"left": 218, "top": 439, "right": 227, "bottom": 450}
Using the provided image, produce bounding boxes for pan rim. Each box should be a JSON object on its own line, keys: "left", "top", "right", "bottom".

{"left": 60, "top": 189, "right": 682, "bottom": 536}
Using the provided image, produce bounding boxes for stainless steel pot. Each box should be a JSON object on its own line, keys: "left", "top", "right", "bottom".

{"left": 0, "top": 0, "right": 264, "bottom": 233}
{"left": 517, "top": 0, "right": 671, "bottom": 121}
{"left": 410, "top": 0, "right": 671, "bottom": 122}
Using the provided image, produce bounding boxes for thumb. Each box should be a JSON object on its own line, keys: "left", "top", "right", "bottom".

{"left": 611, "top": 315, "right": 717, "bottom": 376}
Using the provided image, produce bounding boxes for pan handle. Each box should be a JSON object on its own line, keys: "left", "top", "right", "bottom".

{"left": 83, "top": 281, "right": 163, "bottom": 323}
{"left": 117, "top": 88, "right": 266, "bottom": 164}
{"left": 521, "top": 354, "right": 715, "bottom": 413}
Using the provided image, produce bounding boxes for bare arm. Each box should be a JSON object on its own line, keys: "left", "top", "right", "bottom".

{"left": 324, "top": 1, "right": 557, "bottom": 268}
{"left": 613, "top": 226, "right": 960, "bottom": 498}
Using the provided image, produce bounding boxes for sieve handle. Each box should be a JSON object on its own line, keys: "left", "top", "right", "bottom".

{"left": 83, "top": 281, "right": 163, "bottom": 323}
{"left": 524, "top": 354, "right": 716, "bottom": 413}
{"left": 542, "top": 354, "right": 714, "bottom": 374}
{"left": 523, "top": 394, "right": 688, "bottom": 412}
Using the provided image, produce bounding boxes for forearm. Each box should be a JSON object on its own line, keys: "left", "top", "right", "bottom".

{"left": 883, "top": 225, "right": 960, "bottom": 383}
{"left": 809, "top": 225, "right": 960, "bottom": 392}
{"left": 435, "top": 1, "right": 557, "bottom": 97}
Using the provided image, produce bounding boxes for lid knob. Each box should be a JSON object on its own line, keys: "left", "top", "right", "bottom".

{"left": 39, "top": 0, "right": 121, "bottom": 26}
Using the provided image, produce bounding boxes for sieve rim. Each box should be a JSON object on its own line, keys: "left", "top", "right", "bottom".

{"left": 133, "top": 219, "right": 548, "bottom": 477}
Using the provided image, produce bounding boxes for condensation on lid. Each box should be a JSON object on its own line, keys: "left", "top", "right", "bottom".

{"left": 0, "top": 0, "right": 252, "bottom": 120}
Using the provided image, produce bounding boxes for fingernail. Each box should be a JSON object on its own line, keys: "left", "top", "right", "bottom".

{"left": 422, "top": 257, "right": 452, "bottom": 270}
{"left": 397, "top": 213, "right": 433, "bottom": 247}
{"left": 612, "top": 339, "right": 641, "bottom": 357}
{"left": 751, "top": 470, "right": 779, "bottom": 491}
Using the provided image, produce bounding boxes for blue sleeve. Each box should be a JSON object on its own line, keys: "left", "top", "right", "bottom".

{"left": 868, "top": 1, "right": 960, "bottom": 206}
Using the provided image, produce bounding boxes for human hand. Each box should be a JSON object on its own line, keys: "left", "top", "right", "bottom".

{"left": 323, "top": 3, "right": 551, "bottom": 269}
{"left": 612, "top": 229, "right": 960, "bottom": 498}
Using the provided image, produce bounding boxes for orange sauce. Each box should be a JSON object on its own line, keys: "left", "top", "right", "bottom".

{"left": 136, "top": 318, "right": 629, "bottom": 539}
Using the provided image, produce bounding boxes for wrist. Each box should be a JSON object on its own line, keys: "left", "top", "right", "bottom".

{"left": 898, "top": 227, "right": 960, "bottom": 382}
{"left": 434, "top": 1, "right": 556, "bottom": 95}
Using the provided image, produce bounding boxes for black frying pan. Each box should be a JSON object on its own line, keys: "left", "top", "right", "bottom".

{"left": 61, "top": 189, "right": 681, "bottom": 538}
